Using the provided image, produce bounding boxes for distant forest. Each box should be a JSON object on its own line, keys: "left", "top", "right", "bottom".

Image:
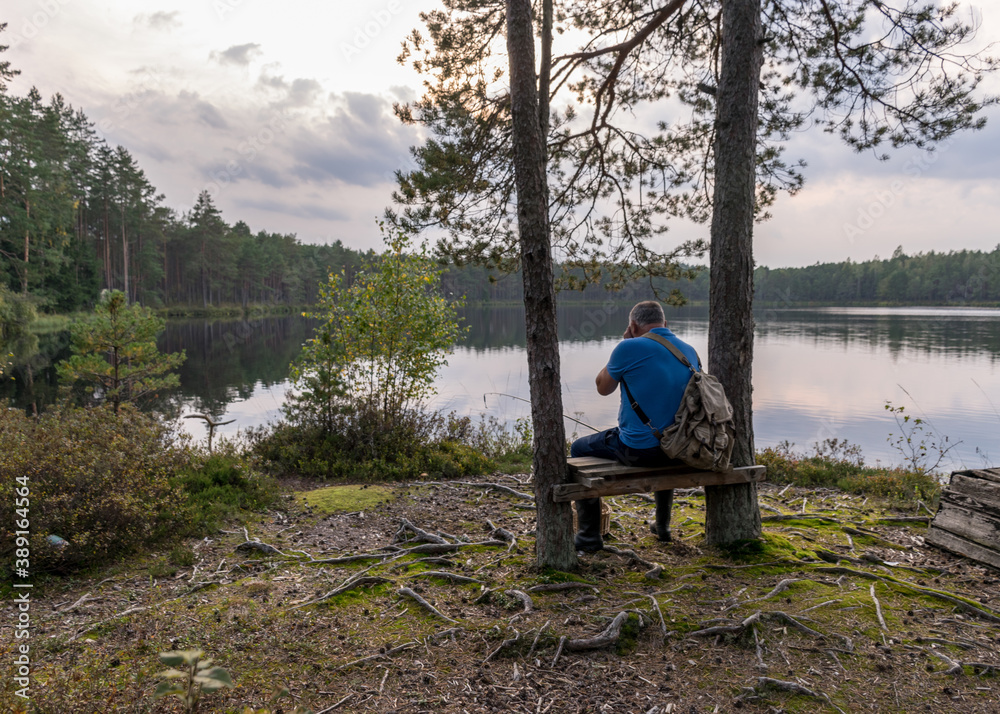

{"left": 3, "top": 76, "right": 1000, "bottom": 312}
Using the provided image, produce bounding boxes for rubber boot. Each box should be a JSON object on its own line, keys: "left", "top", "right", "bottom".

{"left": 650, "top": 489, "right": 673, "bottom": 542}
{"left": 574, "top": 497, "right": 604, "bottom": 552}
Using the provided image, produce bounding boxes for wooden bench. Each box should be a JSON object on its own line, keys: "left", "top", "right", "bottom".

{"left": 553, "top": 456, "right": 766, "bottom": 502}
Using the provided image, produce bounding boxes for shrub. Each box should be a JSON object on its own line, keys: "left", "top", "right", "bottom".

{"left": 171, "top": 447, "right": 278, "bottom": 534}
{"left": 756, "top": 438, "right": 941, "bottom": 504}
{"left": 0, "top": 403, "right": 188, "bottom": 574}
{"left": 248, "top": 407, "right": 494, "bottom": 482}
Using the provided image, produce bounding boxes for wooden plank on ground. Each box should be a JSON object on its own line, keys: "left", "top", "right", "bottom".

{"left": 930, "top": 501, "right": 1000, "bottom": 551}
{"left": 553, "top": 465, "right": 765, "bottom": 502}
{"left": 925, "top": 526, "right": 1000, "bottom": 570}
{"left": 927, "top": 468, "right": 1000, "bottom": 569}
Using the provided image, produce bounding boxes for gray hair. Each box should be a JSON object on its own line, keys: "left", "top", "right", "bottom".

{"left": 629, "top": 301, "right": 665, "bottom": 327}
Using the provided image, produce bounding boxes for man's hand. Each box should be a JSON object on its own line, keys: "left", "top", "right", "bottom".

{"left": 623, "top": 323, "right": 635, "bottom": 339}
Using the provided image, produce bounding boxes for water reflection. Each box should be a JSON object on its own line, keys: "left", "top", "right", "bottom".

{"left": 3, "top": 306, "right": 999, "bottom": 472}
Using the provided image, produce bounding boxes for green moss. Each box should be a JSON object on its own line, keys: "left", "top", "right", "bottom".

{"left": 614, "top": 612, "right": 643, "bottom": 655}
{"left": 536, "top": 568, "right": 594, "bottom": 585}
{"left": 301, "top": 484, "right": 396, "bottom": 514}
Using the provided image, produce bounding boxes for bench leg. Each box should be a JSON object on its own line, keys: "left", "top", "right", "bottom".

{"left": 651, "top": 490, "right": 673, "bottom": 543}
{"left": 575, "top": 498, "right": 604, "bottom": 552}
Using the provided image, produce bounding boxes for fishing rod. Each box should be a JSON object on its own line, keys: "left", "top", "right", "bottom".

{"left": 484, "top": 392, "right": 602, "bottom": 433}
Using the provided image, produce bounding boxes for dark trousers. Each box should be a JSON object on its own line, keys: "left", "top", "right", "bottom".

{"left": 570, "top": 428, "right": 677, "bottom": 545}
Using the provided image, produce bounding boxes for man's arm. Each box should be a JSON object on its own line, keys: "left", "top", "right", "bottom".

{"left": 596, "top": 366, "right": 618, "bottom": 396}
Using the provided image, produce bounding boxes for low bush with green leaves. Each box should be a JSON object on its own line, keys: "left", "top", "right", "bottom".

{"left": 756, "top": 438, "right": 941, "bottom": 504}
{"left": 0, "top": 404, "right": 277, "bottom": 577}
{"left": 248, "top": 406, "right": 493, "bottom": 481}
{"left": 171, "top": 445, "right": 278, "bottom": 534}
{"left": 0, "top": 403, "right": 188, "bottom": 574}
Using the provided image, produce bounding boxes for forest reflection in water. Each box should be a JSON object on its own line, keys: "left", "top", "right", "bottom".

{"left": 4, "top": 305, "right": 999, "bottom": 471}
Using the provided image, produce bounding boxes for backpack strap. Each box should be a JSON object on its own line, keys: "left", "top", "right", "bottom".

{"left": 619, "top": 376, "right": 664, "bottom": 441}
{"left": 641, "top": 332, "right": 699, "bottom": 373}
{"left": 618, "top": 332, "right": 699, "bottom": 442}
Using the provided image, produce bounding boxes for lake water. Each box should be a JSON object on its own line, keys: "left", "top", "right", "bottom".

{"left": 156, "top": 304, "right": 1000, "bottom": 472}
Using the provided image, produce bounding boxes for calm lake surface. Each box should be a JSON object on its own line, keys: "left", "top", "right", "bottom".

{"left": 154, "top": 304, "right": 1000, "bottom": 472}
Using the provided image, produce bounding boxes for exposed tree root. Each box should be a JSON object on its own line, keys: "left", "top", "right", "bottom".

{"left": 394, "top": 519, "right": 448, "bottom": 545}
{"left": 689, "top": 612, "right": 761, "bottom": 638}
{"left": 563, "top": 611, "right": 638, "bottom": 655}
{"left": 527, "top": 582, "right": 599, "bottom": 594}
{"left": 603, "top": 545, "right": 662, "bottom": 579}
{"left": 761, "top": 514, "right": 840, "bottom": 524}
{"left": 235, "top": 540, "right": 284, "bottom": 556}
{"left": 395, "top": 540, "right": 508, "bottom": 555}
{"left": 755, "top": 677, "right": 846, "bottom": 714}
{"left": 399, "top": 586, "right": 458, "bottom": 623}
{"left": 724, "top": 578, "right": 802, "bottom": 612}
{"left": 505, "top": 589, "right": 534, "bottom": 614}
{"left": 334, "top": 641, "right": 418, "bottom": 671}
{"left": 291, "top": 576, "right": 391, "bottom": 610}
{"left": 814, "top": 566, "right": 1000, "bottom": 623}
{"left": 407, "top": 571, "right": 486, "bottom": 585}
{"left": 307, "top": 553, "right": 394, "bottom": 565}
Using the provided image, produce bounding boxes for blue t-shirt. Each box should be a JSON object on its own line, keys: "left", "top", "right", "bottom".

{"left": 606, "top": 327, "right": 701, "bottom": 449}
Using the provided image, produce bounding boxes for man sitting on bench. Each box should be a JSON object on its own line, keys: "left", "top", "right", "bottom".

{"left": 569, "top": 301, "right": 700, "bottom": 552}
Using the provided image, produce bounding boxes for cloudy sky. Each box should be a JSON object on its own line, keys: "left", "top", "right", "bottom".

{"left": 4, "top": 0, "right": 1000, "bottom": 267}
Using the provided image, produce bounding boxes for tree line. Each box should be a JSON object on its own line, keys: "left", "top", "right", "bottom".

{"left": 0, "top": 28, "right": 372, "bottom": 314}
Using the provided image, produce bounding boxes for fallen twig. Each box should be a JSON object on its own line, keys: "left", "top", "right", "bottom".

{"left": 483, "top": 629, "right": 521, "bottom": 663}
{"left": 59, "top": 591, "right": 92, "bottom": 612}
{"left": 815, "top": 566, "right": 1000, "bottom": 624}
{"left": 334, "top": 641, "right": 418, "bottom": 671}
{"left": 528, "top": 621, "right": 551, "bottom": 659}
{"left": 69, "top": 606, "right": 148, "bottom": 642}
{"left": 871, "top": 583, "right": 888, "bottom": 631}
{"left": 551, "top": 635, "right": 567, "bottom": 667}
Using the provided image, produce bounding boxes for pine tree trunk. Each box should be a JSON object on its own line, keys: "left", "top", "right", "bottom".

{"left": 705, "top": 0, "right": 764, "bottom": 545}
{"left": 22, "top": 201, "right": 30, "bottom": 295}
{"left": 506, "top": 0, "right": 576, "bottom": 570}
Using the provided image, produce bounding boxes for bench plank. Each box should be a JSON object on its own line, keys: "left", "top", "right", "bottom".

{"left": 554, "top": 461, "right": 765, "bottom": 502}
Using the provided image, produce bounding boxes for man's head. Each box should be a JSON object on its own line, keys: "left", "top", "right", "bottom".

{"left": 629, "top": 301, "right": 665, "bottom": 334}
